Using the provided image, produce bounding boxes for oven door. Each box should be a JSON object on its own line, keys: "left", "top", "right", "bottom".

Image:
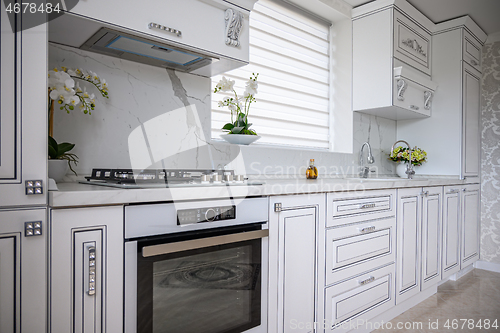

{"left": 125, "top": 223, "right": 268, "bottom": 333}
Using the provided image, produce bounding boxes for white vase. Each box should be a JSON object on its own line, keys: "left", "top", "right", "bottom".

{"left": 396, "top": 162, "right": 408, "bottom": 178}
{"left": 48, "top": 159, "right": 69, "bottom": 182}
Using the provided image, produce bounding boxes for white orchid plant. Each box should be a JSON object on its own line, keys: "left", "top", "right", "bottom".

{"left": 47, "top": 67, "right": 110, "bottom": 175}
{"left": 214, "top": 73, "right": 258, "bottom": 135}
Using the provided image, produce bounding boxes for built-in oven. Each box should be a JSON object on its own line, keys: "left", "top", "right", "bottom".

{"left": 124, "top": 197, "right": 269, "bottom": 333}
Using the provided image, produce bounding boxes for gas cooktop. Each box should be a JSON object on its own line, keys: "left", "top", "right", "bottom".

{"left": 79, "top": 168, "right": 264, "bottom": 189}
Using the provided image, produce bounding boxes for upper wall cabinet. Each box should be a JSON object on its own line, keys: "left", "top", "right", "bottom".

{"left": 397, "top": 16, "right": 486, "bottom": 178}
{"left": 0, "top": 8, "right": 47, "bottom": 207}
{"left": 49, "top": 0, "right": 258, "bottom": 77}
{"left": 352, "top": 0, "right": 437, "bottom": 120}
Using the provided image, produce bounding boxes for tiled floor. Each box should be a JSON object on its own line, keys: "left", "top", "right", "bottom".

{"left": 374, "top": 269, "right": 500, "bottom": 332}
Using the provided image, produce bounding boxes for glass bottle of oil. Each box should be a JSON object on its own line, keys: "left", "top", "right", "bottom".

{"left": 306, "top": 159, "right": 318, "bottom": 179}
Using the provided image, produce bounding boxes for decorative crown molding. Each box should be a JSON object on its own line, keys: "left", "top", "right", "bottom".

{"left": 225, "top": 8, "right": 244, "bottom": 48}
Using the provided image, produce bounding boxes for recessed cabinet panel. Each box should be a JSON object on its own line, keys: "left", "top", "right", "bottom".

{"left": 74, "top": 230, "right": 103, "bottom": 333}
{"left": 325, "top": 217, "right": 395, "bottom": 286}
{"left": 0, "top": 6, "right": 17, "bottom": 180}
{"left": 393, "top": 10, "right": 431, "bottom": 75}
{"left": 421, "top": 187, "right": 442, "bottom": 290}
{"left": 442, "top": 188, "right": 461, "bottom": 279}
{"left": 461, "top": 185, "right": 480, "bottom": 266}
{"left": 462, "top": 64, "right": 481, "bottom": 177}
{"left": 396, "top": 188, "right": 421, "bottom": 305}
{"left": 281, "top": 209, "right": 316, "bottom": 333}
{"left": 0, "top": 236, "right": 17, "bottom": 332}
{"left": 463, "top": 31, "right": 482, "bottom": 72}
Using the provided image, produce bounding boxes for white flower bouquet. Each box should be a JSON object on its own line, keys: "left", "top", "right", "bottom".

{"left": 214, "top": 73, "right": 258, "bottom": 135}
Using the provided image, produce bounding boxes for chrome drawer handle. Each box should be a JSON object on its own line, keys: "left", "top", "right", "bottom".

{"left": 420, "top": 191, "right": 429, "bottom": 197}
{"left": 447, "top": 189, "right": 459, "bottom": 194}
{"left": 88, "top": 245, "right": 96, "bottom": 296}
{"left": 148, "top": 22, "right": 182, "bottom": 37}
{"left": 360, "top": 203, "right": 376, "bottom": 209}
{"left": 471, "top": 59, "right": 478, "bottom": 66}
{"left": 359, "top": 276, "right": 375, "bottom": 285}
{"left": 410, "top": 105, "right": 420, "bottom": 110}
{"left": 358, "top": 226, "right": 376, "bottom": 233}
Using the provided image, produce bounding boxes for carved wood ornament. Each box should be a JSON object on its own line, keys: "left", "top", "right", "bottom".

{"left": 225, "top": 8, "right": 244, "bottom": 47}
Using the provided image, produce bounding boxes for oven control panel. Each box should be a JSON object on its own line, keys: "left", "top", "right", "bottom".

{"left": 177, "top": 205, "right": 236, "bottom": 225}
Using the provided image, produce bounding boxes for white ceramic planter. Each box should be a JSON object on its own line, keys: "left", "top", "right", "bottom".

{"left": 48, "top": 159, "right": 69, "bottom": 182}
{"left": 220, "top": 134, "right": 261, "bottom": 145}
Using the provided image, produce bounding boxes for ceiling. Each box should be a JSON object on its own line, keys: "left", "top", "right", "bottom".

{"left": 344, "top": 0, "right": 500, "bottom": 35}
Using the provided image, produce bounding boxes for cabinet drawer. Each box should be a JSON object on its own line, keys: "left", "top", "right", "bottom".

{"left": 393, "top": 10, "right": 431, "bottom": 75}
{"left": 326, "top": 218, "right": 395, "bottom": 286}
{"left": 327, "top": 190, "right": 395, "bottom": 227}
{"left": 463, "top": 31, "right": 481, "bottom": 72}
{"left": 324, "top": 264, "right": 395, "bottom": 332}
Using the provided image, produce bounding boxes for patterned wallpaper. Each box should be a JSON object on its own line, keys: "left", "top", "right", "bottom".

{"left": 481, "top": 41, "right": 500, "bottom": 264}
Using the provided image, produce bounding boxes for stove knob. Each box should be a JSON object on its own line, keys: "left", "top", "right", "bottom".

{"left": 205, "top": 208, "right": 217, "bottom": 222}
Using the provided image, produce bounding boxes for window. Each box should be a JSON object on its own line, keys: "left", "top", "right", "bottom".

{"left": 211, "top": 0, "right": 331, "bottom": 149}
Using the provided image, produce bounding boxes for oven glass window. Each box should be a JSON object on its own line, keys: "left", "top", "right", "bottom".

{"left": 137, "top": 238, "right": 262, "bottom": 333}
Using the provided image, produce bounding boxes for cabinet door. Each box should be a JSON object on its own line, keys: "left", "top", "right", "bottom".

{"left": 421, "top": 187, "right": 442, "bottom": 290}
{"left": 268, "top": 195, "right": 322, "bottom": 333}
{"left": 461, "top": 184, "right": 480, "bottom": 267}
{"left": 50, "top": 206, "right": 124, "bottom": 333}
{"left": 0, "top": 6, "right": 47, "bottom": 207}
{"left": 396, "top": 188, "right": 421, "bottom": 304}
{"left": 0, "top": 209, "right": 47, "bottom": 333}
{"left": 442, "top": 187, "right": 461, "bottom": 279}
{"left": 462, "top": 63, "right": 481, "bottom": 177}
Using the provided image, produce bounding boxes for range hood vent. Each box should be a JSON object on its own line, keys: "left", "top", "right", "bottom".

{"left": 80, "top": 28, "right": 214, "bottom": 72}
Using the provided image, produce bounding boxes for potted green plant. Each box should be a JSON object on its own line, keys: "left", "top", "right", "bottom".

{"left": 214, "top": 73, "right": 260, "bottom": 145}
{"left": 47, "top": 67, "right": 109, "bottom": 181}
{"left": 389, "top": 146, "right": 427, "bottom": 177}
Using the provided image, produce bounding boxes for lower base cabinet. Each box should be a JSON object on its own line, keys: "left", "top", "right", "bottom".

{"left": 268, "top": 194, "right": 323, "bottom": 333}
{"left": 396, "top": 187, "right": 442, "bottom": 304}
{"left": 0, "top": 208, "right": 47, "bottom": 333}
{"left": 50, "top": 206, "right": 124, "bottom": 333}
{"left": 442, "top": 184, "right": 480, "bottom": 280}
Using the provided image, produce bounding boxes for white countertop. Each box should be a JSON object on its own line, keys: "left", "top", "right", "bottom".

{"left": 49, "top": 176, "right": 479, "bottom": 208}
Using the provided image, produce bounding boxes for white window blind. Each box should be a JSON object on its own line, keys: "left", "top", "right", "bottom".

{"left": 211, "top": 0, "right": 331, "bottom": 149}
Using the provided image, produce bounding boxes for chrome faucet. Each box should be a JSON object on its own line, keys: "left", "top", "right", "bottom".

{"left": 391, "top": 140, "right": 415, "bottom": 179}
{"left": 359, "top": 142, "right": 375, "bottom": 178}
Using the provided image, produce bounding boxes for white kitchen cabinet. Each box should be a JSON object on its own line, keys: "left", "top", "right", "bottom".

{"left": 318, "top": 190, "right": 396, "bottom": 332}
{"left": 461, "top": 184, "right": 480, "bottom": 267}
{"left": 396, "top": 187, "right": 442, "bottom": 303}
{"left": 397, "top": 17, "right": 486, "bottom": 178}
{"left": 352, "top": 0, "right": 436, "bottom": 120}
{"left": 268, "top": 194, "right": 323, "bottom": 333}
{"left": 50, "top": 206, "right": 124, "bottom": 333}
{"left": 441, "top": 184, "right": 480, "bottom": 279}
{"left": 0, "top": 208, "right": 47, "bottom": 332}
{"left": 0, "top": 6, "right": 47, "bottom": 207}
{"left": 55, "top": 0, "right": 254, "bottom": 74}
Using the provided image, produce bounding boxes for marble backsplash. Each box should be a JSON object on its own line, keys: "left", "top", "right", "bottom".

{"left": 49, "top": 43, "right": 396, "bottom": 177}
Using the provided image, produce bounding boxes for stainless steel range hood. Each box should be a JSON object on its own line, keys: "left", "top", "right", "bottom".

{"left": 48, "top": 12, "right": 245, "bottom": 76}
{"left": 80, "top": 28, "right": 213, "bottom": 72}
